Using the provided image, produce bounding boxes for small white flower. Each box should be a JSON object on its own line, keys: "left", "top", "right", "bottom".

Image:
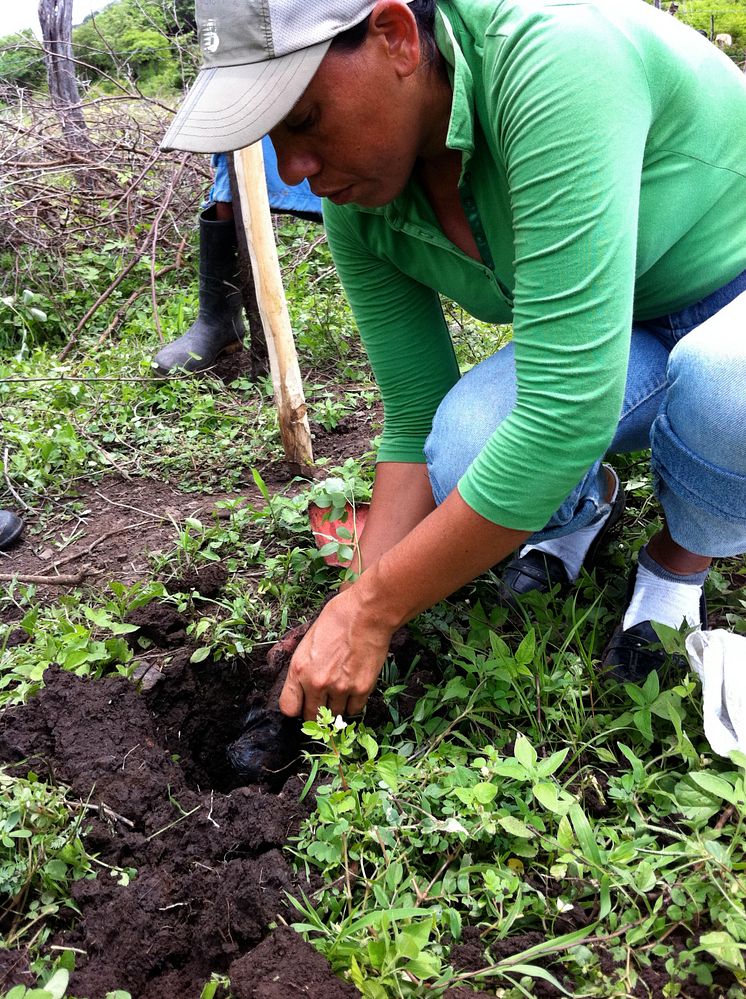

{"left": 556, "top": 898, "right": 574, "bottom": 914}
{"left": 333, "top": 714, "right": 347, "bottom": 731}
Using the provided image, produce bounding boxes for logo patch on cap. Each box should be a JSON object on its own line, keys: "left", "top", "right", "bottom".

{"left": 200, "top": 19, "right": 220, "bottom": 54}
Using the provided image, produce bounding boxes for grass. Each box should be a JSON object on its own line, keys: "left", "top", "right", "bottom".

{"left": 1, "top": 216, "right": 745, "bottom": 998}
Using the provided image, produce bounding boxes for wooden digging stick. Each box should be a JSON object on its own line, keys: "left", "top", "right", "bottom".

{"left": 233, "top": 142, "right": 314, "bottom": 473}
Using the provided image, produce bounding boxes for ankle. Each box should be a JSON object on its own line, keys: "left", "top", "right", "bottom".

{"left": 623, "top": 552, "right": 706, "bottom": 631}
{"left": 646, "top": 527, "right": 711, "bottom": 577}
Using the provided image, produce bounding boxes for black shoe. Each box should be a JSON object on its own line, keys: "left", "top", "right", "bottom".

{"left": 600, "top": 568, "right": 708, "bottom": 683}
{"left": 0, "top": 510, "right": 23, "bottom": 550}
{"left": 500, "top": 469, "right": 626, "bottom": 604}
{"left": 153, "top": 205, "right": 246, "bottom": 375}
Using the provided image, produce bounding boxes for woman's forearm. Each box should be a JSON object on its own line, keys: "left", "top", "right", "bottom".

{"left": 358, "top": 486, "right": 530, "bottom": 630}
{"left": 352, "top": 461, "right": 437, "bottom": 574}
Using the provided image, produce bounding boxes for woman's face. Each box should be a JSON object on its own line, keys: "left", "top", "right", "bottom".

{"left": 269, "top": 7, "right": 436, "bottom": 208}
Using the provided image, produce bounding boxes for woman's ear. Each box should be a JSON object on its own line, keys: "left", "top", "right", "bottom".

{"left": 366, "top": 0, "right": 421, "bottom": 77}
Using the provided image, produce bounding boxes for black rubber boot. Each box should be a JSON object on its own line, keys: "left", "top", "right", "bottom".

{"left": 153, "top": 205, "right": 246, "bottom": 375}
{"left": 0, "top": 510, "right": 23, "bottom": 550}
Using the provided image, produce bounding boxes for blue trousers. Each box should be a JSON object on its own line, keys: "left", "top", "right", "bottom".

{"left": 424, "top": 270, "right": 746, "bottom": 558}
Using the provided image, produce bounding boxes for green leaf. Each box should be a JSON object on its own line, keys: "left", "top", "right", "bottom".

{"left": 500, "top": 963, "right": 573, "bottom": 995}
{"left": 190, "top": 647, "right": 211, "bottom": 664}
{"left": 633, "top": 707, "right": 654, "bottom": 742}
{"left": 442, "top": 676, "right": 471, "bottom": 702}
{"left": 641, "top": 668, "right": 660, "bottom": 700}
{"left": 536, "top": 748, "right": 569, "bottom": 778}
{"left": 358, "top": 732, "right": 379, "bottom": 761}
{"left": 405, "top": 952, "right": 442, "bottom": 978}
{"left": 533, "top": 782, "right": 571, "bottom": 815}
{"left": 633, "top": 861, "right": 657, "bottom": 892}
{"left": 498, "top": 815, "right": 535, "bottom": 839}
{"left": 618, "top": 743, "right": 644, "bottom": 776}
{"left": 515, "top": 628, "right": 536, "bottom": 665}
{"left": 492, "top": 758, "right": 529, "bottom": 780}
{"left": 569, "top": 803, "right": 602, "bottom": 865}
{"left": 376, "top": 754, "right": 403, "bottom": 792}
{"left": 398, "top": 919, "right": 432, "bottom": 957}
{"left": 472, "top": 782, "right": 498, "bottom": 804}
{"left": 44, "top": 859, "right": 68, "bottom": 881}
{"left": 556, "top": 814, "right": 574, "bottom": 849}
{"left": 698, "top": 931, "right": 745, "bottom": 971}
{"left": 42, "top": 970, "right": 69, "bottom": 999}
{"left": 251, "top": 466, "right": 271, "bottom": 503}
{"left": 688, "top": 772, "right": 737, "bottom": 804}
{"left": 514, "top": 735, "right": 537, "bottom": 771}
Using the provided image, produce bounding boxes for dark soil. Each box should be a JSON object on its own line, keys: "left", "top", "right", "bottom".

{"left": 0, "top": 620, "right": 357, "bottom": 998}
{"left": 229, "top": 925, "right": 359, "bottom": 998}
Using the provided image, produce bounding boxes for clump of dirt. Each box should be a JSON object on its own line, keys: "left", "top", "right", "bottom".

{"left": 0, "top": 656, "right": 355, "bottom": 998}
{"left": 163, "top": 561, "right": 228, "bottom": 597}
{"left": 125, "top": 601, "right": 188, "bottom": 647}
{"left": 450, "top": 925, "right": 488, "bottom": 973}
{"left": 229, "top": 925, "right": 360, "bottom": 998}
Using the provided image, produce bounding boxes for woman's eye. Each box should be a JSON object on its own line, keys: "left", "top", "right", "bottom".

{"left": 287, "top": 113, "right": 315, "bottom": 133}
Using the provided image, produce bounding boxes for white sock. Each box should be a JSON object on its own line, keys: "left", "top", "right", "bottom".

{"left": 623, "top": 561, "right": 703, "bottom": 631}
{"left": 520, "top": 468, "right": 619, "bottom": 581}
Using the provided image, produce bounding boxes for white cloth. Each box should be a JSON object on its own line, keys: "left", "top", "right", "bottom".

{"left": 686, "top": 630, "right": 746, "bottom": 756}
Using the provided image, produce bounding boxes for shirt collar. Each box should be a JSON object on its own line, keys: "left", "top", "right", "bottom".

{"left": 435, "top": 3, "right": 476, "bottom": 174}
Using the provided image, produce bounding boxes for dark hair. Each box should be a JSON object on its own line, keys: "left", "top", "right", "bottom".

{"left": 330, "top": 1, "right": 438, "bottom": 62}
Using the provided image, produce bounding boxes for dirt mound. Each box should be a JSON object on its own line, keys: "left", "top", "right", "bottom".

{"left": 229, "top": 925, "right": 359, "bottom": 998}
{"left": 0, "top": 658, "right": 357, "bottom": 998}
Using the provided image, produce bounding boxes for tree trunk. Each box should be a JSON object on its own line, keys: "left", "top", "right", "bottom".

{"left": 38, "top": 0, "right": 90, "bottom": 151}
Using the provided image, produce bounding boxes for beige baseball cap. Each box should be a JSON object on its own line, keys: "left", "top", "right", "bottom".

{"left": 161, "top": 0, "right": 379, "bottom": 153}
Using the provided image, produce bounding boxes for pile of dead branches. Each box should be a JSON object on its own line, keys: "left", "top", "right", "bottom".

{"left": 0, "top": 81, "right": 209, "bottom": 353}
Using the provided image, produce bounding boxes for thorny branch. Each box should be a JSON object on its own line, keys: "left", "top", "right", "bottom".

{"left": 0, "top": 79, "right": 206, "bottom": 354}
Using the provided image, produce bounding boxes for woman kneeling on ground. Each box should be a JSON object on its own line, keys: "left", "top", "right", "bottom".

{"left": 163, "top": 0, "right": 746, "bottom": 721}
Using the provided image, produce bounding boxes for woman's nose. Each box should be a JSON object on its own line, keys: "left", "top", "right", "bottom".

{"left": 274, "top": 143, "right": 322, "bottom": 188}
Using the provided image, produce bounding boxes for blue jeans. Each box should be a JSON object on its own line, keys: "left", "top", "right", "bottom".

{"left": 424, "top": 270, "right": 746, "bottom": 558}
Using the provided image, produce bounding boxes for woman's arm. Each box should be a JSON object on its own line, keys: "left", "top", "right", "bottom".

{"left": 280, "top": 487, "right": 529, "bottom": 719}
{"left": 351, "top": 461, "right": 436, "bottom": 576}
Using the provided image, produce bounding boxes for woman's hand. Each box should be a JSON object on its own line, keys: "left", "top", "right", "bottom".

{"left": 278, "top": 583, "right": 396, "bottom": 720}
{"left": 279, "top": 488, "right": 530, "bottom": 722}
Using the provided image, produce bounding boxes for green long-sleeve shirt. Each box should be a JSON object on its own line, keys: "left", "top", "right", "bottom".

{"left": 323, "top": 0, "right": 746, "bottom": 531}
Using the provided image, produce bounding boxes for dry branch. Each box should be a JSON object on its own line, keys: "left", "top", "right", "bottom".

{"left": 0, "top": 567, "right": 101, "bottom": 585}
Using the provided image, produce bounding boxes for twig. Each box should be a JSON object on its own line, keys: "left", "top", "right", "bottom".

{"left": 451, "top": 914, "right": 649, "bottom": 984}
{"left": 94, "top": 491, "right": 163, "bottom": 520}
{"left": 2, "top": 446, "right": 35, "bottom": 514}
{"left": 0, "top": 567, "right": 101, "bottom": 585}
{"left": 58, "top": 251, "right": 144, "bottom": 360}
{"left": 149, "top": 153, "right": 189, "bottom": 344}
{"left": 0, "top": 375, "right": 191, "bottom": 383}
{"left": 48, "top": 519, "right": 151, "bottom": 571}
{"left": 96, "top": 238, "right": 186, "bottom": 347}
{"left": 145, "top": 804, "right": 201, "bottom": 841}
{"left": 76, "top": 801, "right": 136, "bottom": 830}
{"left": 68, "top": 417, "right": 133, "bottom": 480}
